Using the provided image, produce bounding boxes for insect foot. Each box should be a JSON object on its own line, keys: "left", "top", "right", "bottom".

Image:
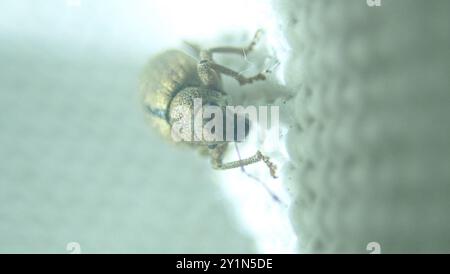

{"left": 257, "top": 151, "right": 278, "bottom": 179}
{"left": 237, "top": 72, "right": 267, "bottom": 86}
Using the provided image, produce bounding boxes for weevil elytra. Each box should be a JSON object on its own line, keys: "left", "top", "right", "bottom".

{"left": 140, "top": 30, "right": 277, "bottom": 178}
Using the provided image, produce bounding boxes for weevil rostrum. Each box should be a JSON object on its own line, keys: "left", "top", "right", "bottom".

{"left": 140, "top": 30, "right": 277, "bottom": 178}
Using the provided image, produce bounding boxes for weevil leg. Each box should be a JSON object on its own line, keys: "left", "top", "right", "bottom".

{"left": 198, "top": 59, "right": 269, "bottom": 86}
{"left": 197, "top": 29, "right": 269, "bottom": 87}
{"left": 202, "top": 29, "right": 264, "bottom": 58}
{"left": 212, "top": 150, "right": 278, "bottom": 179}
{"left": 197, "top": 60, "right": 223, "bottom": 89}
{"left": 206, "top": 61, "right": 269, "bottom": 86}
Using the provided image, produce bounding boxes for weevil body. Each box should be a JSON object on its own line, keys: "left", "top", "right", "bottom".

{"left": 140, "top": 30, "right": 277, "bottom": 177}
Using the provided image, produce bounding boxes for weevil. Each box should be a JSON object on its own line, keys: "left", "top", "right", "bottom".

{"left": 140, "top": 30, "right": 277, "bottom": 178}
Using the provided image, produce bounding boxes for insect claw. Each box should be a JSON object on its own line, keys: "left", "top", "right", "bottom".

{"left": 256, "top": 151, "right": 278, "bottom": 179}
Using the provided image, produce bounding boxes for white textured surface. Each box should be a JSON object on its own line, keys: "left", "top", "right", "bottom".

{"left": 275, "top": 0, "right": 450, "bottom": 253}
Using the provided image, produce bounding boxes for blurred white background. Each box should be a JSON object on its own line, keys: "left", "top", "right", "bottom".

{"left": 0, "top": 0, "right": 296, "bottom": 253}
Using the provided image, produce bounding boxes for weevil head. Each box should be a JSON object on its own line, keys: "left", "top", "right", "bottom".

{"left": 168, "top": 87, "right": 250, "bottom": 146}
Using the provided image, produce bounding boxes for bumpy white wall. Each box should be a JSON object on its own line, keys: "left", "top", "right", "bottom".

{"left": 274, "top": 0, "right": 450, "bottom": 253}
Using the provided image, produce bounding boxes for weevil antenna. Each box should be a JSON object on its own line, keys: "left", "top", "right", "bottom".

{"left": 233, "top": 142, "right": 285, "bottom": 205}
{"left": 183, "top": 40, "right": 201, "bottom": 59}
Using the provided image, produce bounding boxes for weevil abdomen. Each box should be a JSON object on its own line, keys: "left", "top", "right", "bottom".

{"left": 140, "top": 50, "right": 203, "bottom": 140}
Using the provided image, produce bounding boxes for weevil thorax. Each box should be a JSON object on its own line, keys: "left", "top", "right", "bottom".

{"left": 168, "top": 86, "right": 229, "bottom": 145}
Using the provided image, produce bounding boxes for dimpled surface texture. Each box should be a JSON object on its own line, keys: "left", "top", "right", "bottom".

{"left": 274, "top": 0, "right": 450, "bottom": 252}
